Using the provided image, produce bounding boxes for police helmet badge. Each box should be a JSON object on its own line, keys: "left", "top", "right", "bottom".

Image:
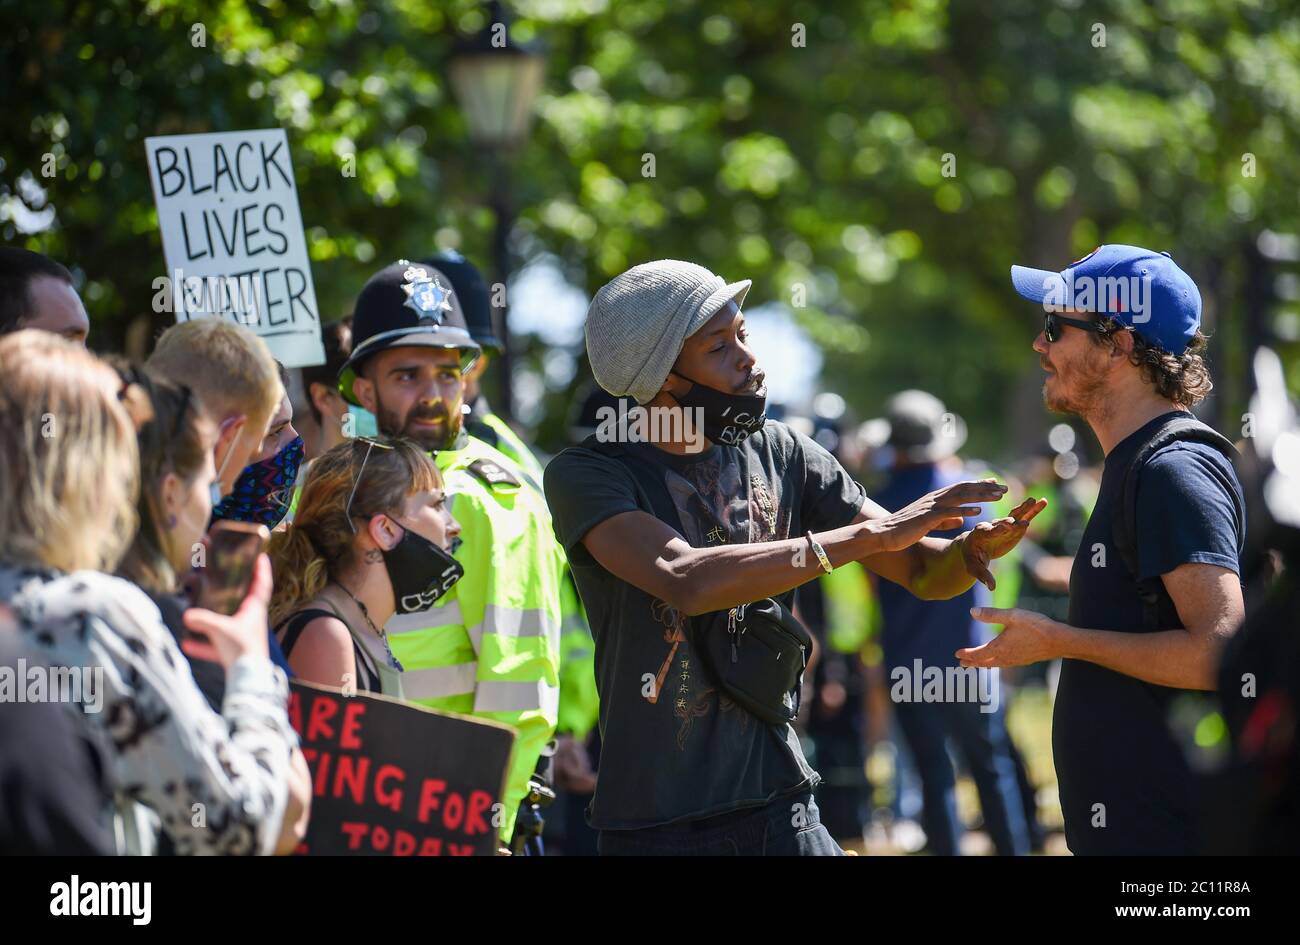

{"left": 400, "top": 263, "right": 455, "bottom": 324}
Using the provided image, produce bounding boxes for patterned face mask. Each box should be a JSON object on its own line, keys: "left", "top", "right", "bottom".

{"left": 211, "top": 435, "right": 305, "bottom": 528}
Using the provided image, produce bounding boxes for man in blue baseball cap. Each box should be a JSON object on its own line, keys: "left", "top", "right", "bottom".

{"left": 1010, "top": 244, "right": 1204, "bottom": 356}
{"left": 956, "top": 245, "right": 1247, "bottom": 855}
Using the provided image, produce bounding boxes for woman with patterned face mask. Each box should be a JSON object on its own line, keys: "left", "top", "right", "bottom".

{"left": 267, "top": 435, "right": 462, "bottom": 698}
{"left": 212, "top": 371, "right": 305, "bottom": 530}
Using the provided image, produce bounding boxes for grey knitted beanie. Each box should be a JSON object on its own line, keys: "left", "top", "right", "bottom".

{"left": 585, "top": 260, "right": 751, "bottom": 405}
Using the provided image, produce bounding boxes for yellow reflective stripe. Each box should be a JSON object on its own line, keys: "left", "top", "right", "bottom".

{"left": 386, "top": 600, "right": 464, "bottom": 635}
{"left": 400, "top": 662, "right": 477, "bottom": 700}
{"left": 474, "top": 678, "right": 560, "bottom": 715}
{"left": 466, "top": 604, "right": 561, "bottom": 653}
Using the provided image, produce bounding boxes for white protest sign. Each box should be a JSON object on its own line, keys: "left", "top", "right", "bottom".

{"left": 145, "top": 129, "right": 325, "bottom": 368}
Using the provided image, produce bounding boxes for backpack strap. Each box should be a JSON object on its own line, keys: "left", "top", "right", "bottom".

{"left": 1110, "top": 414, "right": 1239, "bottom": 631}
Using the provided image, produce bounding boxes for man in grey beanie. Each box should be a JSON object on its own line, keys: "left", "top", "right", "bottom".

{"left": 543, "top": 259, "right": 1045, "bottom": 856}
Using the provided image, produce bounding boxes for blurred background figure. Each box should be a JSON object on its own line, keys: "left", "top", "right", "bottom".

{"left": 423, "top": 250, "right": 546, "bottom": 489}
{"left": 296, "top": 318, "right": 354, "bottom": 461}
{"left": 787, "top": 401, "right": 877, "bottom": 848}
{"left": 862, "top": 389, "right": 1030, "bottom": 856}
{"left": 0, "top": 246, "right": 89, "bottom": 344}
{"left": 1012, "top": 423, "right": 1099, "bottom": 628}
{"left": 1206, "top": 347, "right": 1300, "bottom": 854}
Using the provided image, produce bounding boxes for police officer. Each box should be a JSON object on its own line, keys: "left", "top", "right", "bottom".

{"left": 337, "top": 259, "right": 566, "bottom": 850}
{"left": 421, "top": 251, "right": 545, "bottom": 490}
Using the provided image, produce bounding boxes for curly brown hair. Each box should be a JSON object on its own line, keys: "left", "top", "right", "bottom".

{"left": 1089, "top": 316, "right": 1214, "bottom": 408}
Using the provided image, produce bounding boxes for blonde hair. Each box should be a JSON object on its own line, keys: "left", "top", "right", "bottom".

{"left": 268, "top": 436, "right": 443, "bottom": 627}
{"left": 146, "top": 319, "right": 281, "bottom": 432}
{"left": 0, "top": 331, "right": 140, "bottom": 573}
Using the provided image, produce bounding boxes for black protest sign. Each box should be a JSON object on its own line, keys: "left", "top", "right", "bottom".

{"left": 144, "top": 128, "right": 325, "bottom": 367}
{"left": 288, "top": 680, "right": 516, "bottom": 856}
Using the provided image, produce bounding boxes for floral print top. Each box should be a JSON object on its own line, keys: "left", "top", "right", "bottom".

{"left": 1, "top": 564, "right": 298, "bottom": 855}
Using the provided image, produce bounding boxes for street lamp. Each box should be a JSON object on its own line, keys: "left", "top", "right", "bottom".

{"left": 447, "top": 0, "right": 545, "bottom": 422}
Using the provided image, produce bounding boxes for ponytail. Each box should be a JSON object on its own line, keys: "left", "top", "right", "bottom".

{"left": 268, "top": 524, "right": 332, "bottom": 628}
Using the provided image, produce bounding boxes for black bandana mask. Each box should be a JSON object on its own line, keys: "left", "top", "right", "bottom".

{"left": 383, "top": 520, "right": 465, "bottom": 614}
{"left": 672, "top": 373, "right": 768, "bottom": 446}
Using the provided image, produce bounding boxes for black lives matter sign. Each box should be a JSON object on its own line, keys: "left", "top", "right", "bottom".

{"left": 145, "top": 129, "right": 325, "bottom": 368}
{"left": 288, "top": 681, "right": 516, "bottom": 856}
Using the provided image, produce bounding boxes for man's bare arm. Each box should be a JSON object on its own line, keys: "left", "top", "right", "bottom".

{"left": 856, "top": 495, "right": 1047, "bottom": 601}
{"left": 959, "top": 563, "right": 1244, "bottom": 690}
{"left": 579, "top": 479, "right": 1013, "bottom": 615}
{"left": 1063, "top": 563, "right": 1243, "bottom": 689}
{"left": 581, "top": 510, "right": 880, "bottom": 616}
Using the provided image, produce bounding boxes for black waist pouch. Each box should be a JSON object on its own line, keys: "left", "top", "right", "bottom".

{"left": 691, "top": 598, "right": 812, "bottom": 727}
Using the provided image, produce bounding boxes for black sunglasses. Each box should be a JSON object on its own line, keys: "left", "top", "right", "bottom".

{"left": 1043, "top": 311, "right": 1108, "bottom": 343}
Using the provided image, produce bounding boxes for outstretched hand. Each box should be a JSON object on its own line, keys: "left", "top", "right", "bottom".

{"left": 868, "top": 479, "right": 1010, "bottom": 555}
{"left": 956, "top": 606, "right": 1062, "bottom": 668}
{"left": 959, "top": 497, "right": 1048, "bottom": 590}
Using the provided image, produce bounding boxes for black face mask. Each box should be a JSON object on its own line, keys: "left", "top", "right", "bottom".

{"left": 383, "top": 520, "right": 465, "bottom": 614}
{"left": 673, "top": 372, "right": 768, "bottom": 446}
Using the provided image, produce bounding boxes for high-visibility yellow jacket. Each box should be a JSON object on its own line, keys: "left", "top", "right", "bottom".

{"left": 821, "top": 560, "right": 879, "bottom": 655}
{"left": 556, "top": 572, "right": 599, "bottom": 741}
{"left": 477, "top": 410, "right": 546, "bottom": 492}
{"left": 384, "top": 434, "right": 564, "bottom": 843}
{"left": 469, "top": 409, "right": 601, "bottom": 742}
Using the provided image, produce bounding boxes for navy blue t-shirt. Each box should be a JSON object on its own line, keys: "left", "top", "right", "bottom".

{"left": 874, "top": 462, "right": 993, "bottom": 671}
{"left": 1054, "top": 411, "right": 1245, "bottom": 855}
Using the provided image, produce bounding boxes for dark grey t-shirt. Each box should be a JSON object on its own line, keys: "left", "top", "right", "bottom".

{"left": 543, "top": 420, "right": 866, "bottom": 830}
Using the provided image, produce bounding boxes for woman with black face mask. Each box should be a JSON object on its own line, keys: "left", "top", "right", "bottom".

{"left": 268, "top": 436, "right": 462, "bottom": 697}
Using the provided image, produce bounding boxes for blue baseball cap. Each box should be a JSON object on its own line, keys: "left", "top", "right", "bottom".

{"left": 1010, "top": 244, "right": 1202, "bottom": 355}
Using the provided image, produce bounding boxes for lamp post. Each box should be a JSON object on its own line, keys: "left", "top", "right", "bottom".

{"left": 447, "top": 0, "right": 544, "bottom": 422}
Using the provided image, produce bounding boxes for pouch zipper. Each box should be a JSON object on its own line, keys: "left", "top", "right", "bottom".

{"left": 728, "top": 606, "right": 739, "bottom": 663}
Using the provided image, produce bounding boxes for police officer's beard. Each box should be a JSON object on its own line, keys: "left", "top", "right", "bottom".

{"left": 406, "top": 402, "right": 461, "bottom": 451}
{"left": 373, "top": 392, "right": 462, "bottom": 452}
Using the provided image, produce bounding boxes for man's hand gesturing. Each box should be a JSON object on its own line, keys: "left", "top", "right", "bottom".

{"left": 866, "top": 479, "right": 1009, "bottom": 554}
{"left": 959, "top": 497, "right": 1049, "bottom": 590}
